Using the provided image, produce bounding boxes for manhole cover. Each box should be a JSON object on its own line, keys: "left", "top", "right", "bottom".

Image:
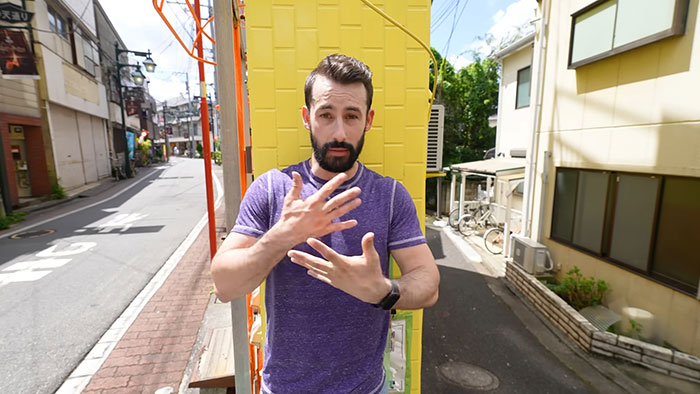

{"left": 10, "top": 229, "right": 55, "bottom": 239}
{"left": 438, "top": 361, "right": 499, "bottom": 391}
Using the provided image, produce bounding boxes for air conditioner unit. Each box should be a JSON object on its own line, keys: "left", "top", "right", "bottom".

{"left": 511, "top": 235, "right": 549, "bottom": 275}
{"left": 426, "top": 104, "right": 444, "bottom": 172}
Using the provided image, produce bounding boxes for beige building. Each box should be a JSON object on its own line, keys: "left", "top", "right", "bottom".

{"left": 33, "top": 0, "right": 111, "bottom": 190}
{"left": 524, "top": 0, "right": 700, "bottom": 356}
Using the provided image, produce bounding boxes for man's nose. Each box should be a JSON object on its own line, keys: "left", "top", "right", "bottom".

{"left": 330, "top": 118, "right": 348, "bottom": 141}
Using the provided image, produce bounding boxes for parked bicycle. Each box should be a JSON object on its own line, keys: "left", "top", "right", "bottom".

{"left": 457, "top": 201, "right": 498, "bottom": 236}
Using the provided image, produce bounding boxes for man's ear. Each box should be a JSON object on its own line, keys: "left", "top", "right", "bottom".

{"left": 364, "top": 108, "right": 375, "bottom": 132}
{"left": 301, "top": 106, "right": 311, "bottom": 130}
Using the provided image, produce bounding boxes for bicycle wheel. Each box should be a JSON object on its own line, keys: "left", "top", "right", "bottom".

{"left": 458, "top": 214, "right": 475, "bottom": 236}
{"left": 448, "top": 209, "right": 461, "bottom": 227}
{"left": 484, "top": 228, "right": 504, "bottom": 254}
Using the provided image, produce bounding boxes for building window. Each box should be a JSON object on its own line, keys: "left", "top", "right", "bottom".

{"left": 515, "top": 66, "right": 531, "bottom": 109}
{"left": 48, "top": 7, "right": 68, "bottom": 39}
{"left": 551, "top": 168, "right": 699, "bottom": 295}
{"left": 569, "top": 0, "right": 690, "bottom": 68}
{"left": 81, "top": 34, "right": 99, "bottom": 76}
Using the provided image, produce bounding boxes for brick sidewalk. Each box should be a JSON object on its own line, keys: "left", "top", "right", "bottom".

{"left": 82, "top": 217, "right": 218, "bottom": 394}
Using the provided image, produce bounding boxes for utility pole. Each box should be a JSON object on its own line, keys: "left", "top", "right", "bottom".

{"left": 207, "top": 0, "right": 219, "bottom": 151}
{"left": 213, "top": 1, "right": 249, "bottom": 393}
{"left": 185, "top": 73, "right": 195, "bottom": 158}
{"left": 162, "top": 101, "right": 171, "bottom": 161}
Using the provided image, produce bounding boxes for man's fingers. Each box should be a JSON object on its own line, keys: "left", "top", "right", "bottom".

{"left": 313, "top": 172, "right": 348, "bottom": 203}
{"left": 325, "top": 219, "right": 358, "bottom": 234}
{"left": 329, "top": 198, "right": 362, "bottom": 220}
{"left": 307, "top": 270, "right": 332, "bottom": 285}
{"left": 322, "top": 187, "right": 361, "bottom": 212}
{"left": 361, "top": 232, "right": 379, "bottom": 258}
{"left": 288, "top": 250, "right": 332, "bottom": 273}
{"left": 284, "top": 171, "right": 303, "bottom": 204}
{"left": 306, "top": 238, "right": 343, "bottom": 262}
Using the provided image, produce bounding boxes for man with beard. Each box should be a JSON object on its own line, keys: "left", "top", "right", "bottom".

{"left": 211, "top": 54, "right": 439, "bottom": 394}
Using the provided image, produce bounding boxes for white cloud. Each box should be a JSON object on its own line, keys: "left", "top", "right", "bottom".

{"left": 447, "top": 55, "right": 471, "bottom": 70}
{"left": 471, "top": 0, "right": 538, "bottom": 57}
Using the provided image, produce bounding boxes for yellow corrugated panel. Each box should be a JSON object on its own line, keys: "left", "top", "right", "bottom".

{"left": 246, "top": 1, "right": 430, "bottom": 392}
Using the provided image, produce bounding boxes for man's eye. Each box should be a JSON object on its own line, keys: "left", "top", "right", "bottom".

{"left": 346, "top": 114, "right": 358, "bottom": 120}
{"left": 320, "top": 113, "right": 331, "bottom": 119}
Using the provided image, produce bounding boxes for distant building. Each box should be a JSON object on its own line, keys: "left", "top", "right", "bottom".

{"left": 156, "top": 95, "right": 203, "bottom": 156}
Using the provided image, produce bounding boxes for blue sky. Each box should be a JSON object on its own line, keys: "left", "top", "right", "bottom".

{"left": 430, "top": 0, "right": 538, "bottom": 69}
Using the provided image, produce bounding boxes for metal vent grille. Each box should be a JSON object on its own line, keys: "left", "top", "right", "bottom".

{"left": 427, "top": 104, "right": 444, "bottom": 172}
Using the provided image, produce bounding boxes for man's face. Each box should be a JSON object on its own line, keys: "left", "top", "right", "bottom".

{"left": 302, "top": 75, "right": 374, "bottom": 173}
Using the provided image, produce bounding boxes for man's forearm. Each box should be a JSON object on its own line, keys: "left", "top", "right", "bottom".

{"left": 211, "top": 226, "right": 296, "bottom": 302}
{"left": 393, "top": 265, "right": 439, "bottom": 310}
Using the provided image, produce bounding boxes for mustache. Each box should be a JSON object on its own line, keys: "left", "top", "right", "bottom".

{"left": 323, "top": 141, "right": 355, "bottom": 150}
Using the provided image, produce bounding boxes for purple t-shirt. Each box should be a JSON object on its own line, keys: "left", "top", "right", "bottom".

{"left": 232, "top": 160, "right": 426, "bottom": 394}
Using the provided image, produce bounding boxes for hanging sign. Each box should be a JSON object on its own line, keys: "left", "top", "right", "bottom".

{"left": 0, "top": 2, "right": 34, "bottom": 23}
{"left": 0, "top": 28, "right": 38, "bottom": 79}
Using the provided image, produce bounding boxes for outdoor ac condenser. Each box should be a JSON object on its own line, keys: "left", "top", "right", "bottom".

{"left": 511, "top": 236, "right": 549, "bottom": 275}
{"left": 426, "top": 104, "right": 444, "bottom": 172}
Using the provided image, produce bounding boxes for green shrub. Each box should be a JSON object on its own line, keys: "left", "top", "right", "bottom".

{"left": 0, "top": 212, "right": 26, "bottom": 230}
{"left": 51, "top": 180, "right": 67, "bottom": 200}
{"left": 544, "top": 266, "right": 609, "bottom": 311}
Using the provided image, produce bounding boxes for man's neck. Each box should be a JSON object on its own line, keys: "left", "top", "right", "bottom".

{"left": 309, "top": 158, "right": 359, "bottom": 181}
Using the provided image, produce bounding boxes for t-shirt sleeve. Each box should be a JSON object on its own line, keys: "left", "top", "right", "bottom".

{"left": 387, "top": 180, "right": 426, "bottom": 250}
{"left": 231, "top": 171, "right": 271, "bottom": 238}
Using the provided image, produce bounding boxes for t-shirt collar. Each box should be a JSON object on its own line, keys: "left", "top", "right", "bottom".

{"left": 302, "top": 159, "right": 365, "bottom": 191}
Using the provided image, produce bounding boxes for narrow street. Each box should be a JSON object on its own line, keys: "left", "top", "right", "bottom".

{"left": 0, "top": 158, "right": 216, "bottom": 394}
{"left": 421, "top": 226, "right": 598, "bottom": 393}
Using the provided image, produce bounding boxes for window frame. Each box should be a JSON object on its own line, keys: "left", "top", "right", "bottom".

{"left": 515, "top": 65, "right": 531, "bottom": 109}
{"left": 550, "top": 167, "right": 699, "bottom": 296}
{"left": 567, "top": 0, "right": 690, "bottom": 69}
{"left": 48, "top": 6, "right": 68, "bottom": 40}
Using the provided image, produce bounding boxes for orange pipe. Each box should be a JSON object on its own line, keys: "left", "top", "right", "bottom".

{"left": 193, "top": 0, "right": 217, "bottom": 260}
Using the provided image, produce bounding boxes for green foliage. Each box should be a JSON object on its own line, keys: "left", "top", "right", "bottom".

{"left": 213, "top": 139, "right": 222, "bottom": 165}
{"left": 138, "top": 139, "right": 152, "bottom": 165}
{"left": 545, "top": 266, "right": 609, "bottom": 311}
{"left": 0, "top": 212, "right": 26, "bottom": 230}
{"left": 196, "top": 143, "right": 203, "bottom": 158}
{"left": 429, "top": 47, "right": 500, "bottom": 166}
{"left": 51, "top": 180, "right": 67, "bottom": 200}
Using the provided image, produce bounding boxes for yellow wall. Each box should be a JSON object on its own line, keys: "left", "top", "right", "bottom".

{"left": 245, "top": 0, "right": 431, "bottom": 390}
{"left": 532, "top": 0, "right": 700, "bottom": 355}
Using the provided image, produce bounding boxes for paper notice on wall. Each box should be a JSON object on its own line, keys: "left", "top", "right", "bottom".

{"left": 388, "top": 318, "right": 407, "bottom": 393}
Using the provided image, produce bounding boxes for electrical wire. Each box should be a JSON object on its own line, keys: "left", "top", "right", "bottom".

{"left": 359, "top": 0, "right": 438, "bottom": 121}
{"left": 442, "top": 0, "right": 469, "bottom": 61}
{"left": 431, "top": 0, "right": 459, "bottom": 34}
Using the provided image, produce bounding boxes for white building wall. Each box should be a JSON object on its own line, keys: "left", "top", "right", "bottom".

{"left": 496, "top": 46, "right": 534, "bottom": 158}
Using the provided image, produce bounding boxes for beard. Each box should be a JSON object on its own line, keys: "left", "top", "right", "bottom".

{"left": 310, "top": 129, "right": 365, "bottom": 173}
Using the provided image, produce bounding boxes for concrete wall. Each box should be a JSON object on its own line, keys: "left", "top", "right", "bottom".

{"left": 496, "top": 45, "right": 534, "bottom": 158}
{"left": 0, "top": 79, "right": 40, "bottom": 119}
{"left": 530, "top": 0, "right": 700, "bottom": 356}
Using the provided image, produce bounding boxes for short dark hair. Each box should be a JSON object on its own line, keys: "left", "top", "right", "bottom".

{"left": 304, "top": 54, "right": 373, "bottom": 113}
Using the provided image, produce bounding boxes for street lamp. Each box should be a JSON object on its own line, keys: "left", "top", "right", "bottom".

{"left": 115, "top": 43, "right": 156, "bottom": 178}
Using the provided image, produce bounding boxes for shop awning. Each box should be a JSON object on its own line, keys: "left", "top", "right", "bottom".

{"left": 449, "top": 158, "right": 526, "bottom": 176}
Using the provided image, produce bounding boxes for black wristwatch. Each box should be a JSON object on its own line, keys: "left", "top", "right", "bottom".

{"left": 374, "top": 279, "right": 400, "bottom": 310}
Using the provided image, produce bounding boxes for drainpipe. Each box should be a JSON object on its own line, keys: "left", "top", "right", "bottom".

{"left": 521, "top": 0, "right": 549, "bottom": 240}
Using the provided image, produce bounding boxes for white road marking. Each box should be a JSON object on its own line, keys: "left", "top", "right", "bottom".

{"left": 3, "top": 258, "right": 72, "bottom": 271}
{"left": 36, "top": 242, "right": 97, "bottom": 258}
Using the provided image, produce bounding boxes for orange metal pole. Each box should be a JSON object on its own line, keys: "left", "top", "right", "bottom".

{"left": 194, "top": 0, "right": 217, "bottom": 260}
{"left": 233, "top": 21, "right": 248, "bottom": 192}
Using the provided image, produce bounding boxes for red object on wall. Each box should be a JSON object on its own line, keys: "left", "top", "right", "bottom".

{"left": 24, "top": 125, "right": 50, "bottom": 195}
{"left": 0, "top": 113, "right": 45, "bottom": 206}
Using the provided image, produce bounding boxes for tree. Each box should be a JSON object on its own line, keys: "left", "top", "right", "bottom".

{"left": 430, "top": 47, "right": 500, "bottom": 166}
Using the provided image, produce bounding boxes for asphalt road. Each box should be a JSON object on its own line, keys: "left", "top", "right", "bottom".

{"left": 421, "top": 226, "right": 598, "bottom": 394}
{"left": 0, "top": 158, "right": 217, "bottom": 394}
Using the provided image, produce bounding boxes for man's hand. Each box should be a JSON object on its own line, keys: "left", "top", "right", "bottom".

{"left": 287, "top": 232, "right": 392, "bottom": 304}
{"left": 278, "top": 171, "right": 362, "bottom": 246}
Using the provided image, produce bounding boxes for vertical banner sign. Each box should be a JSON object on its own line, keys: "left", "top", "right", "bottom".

{"left": 0, "top": 28, "right": 38, "bottom": 79}
{"left": 126, "top": 131, "right": 135, "bottom": 160}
